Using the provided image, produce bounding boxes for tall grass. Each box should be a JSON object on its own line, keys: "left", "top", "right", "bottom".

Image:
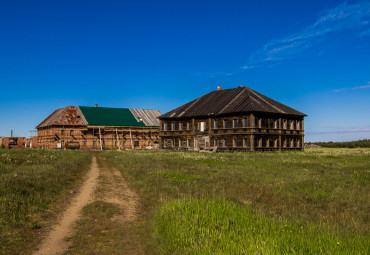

{"left": 103, "top": 148, "right": 370, "bottom": 254}
{"left": 153, "top": 199, "right": 367, "bottom": 254}
{"left": 0, "top": 149, "right": 90, "bottom": 255}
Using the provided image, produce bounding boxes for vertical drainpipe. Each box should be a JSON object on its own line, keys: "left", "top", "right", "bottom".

{"left": 301, "top": 118, "right": 305, "bottom": 151}
{"left": 279, "top": 117, "right": 282, "bottom": 151}
{"left": 250, "top": 114, "right": 255, "bottom": 152}
{"left": 192, "top": 118, "right": 196, "bottom": 150}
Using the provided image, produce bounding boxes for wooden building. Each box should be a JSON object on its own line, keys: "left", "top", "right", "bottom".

{"left": 159, "top": 86, "right": 307, "bottom": 151}
{"left": 36, "top": 106, "right": 161, "bottom": 149}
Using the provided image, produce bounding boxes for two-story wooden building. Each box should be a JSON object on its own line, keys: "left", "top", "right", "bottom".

{"left": 159, "top": 86, "right": 306, "bottom": 151}
{"left": 37, "top": 105, "right": 161, "bottom": 149}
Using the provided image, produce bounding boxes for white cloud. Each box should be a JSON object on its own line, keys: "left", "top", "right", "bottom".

{"left": 334, "top": 81, "right": 370, "bottom": 92}
{"left": 246, "top": 2, "right": 370, "bottom": 67}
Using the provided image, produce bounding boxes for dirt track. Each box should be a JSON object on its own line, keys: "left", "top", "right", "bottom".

{"left": 33, "top": 156, "right": 139, "bottom": 255}
{"left": 33, "top": 156, "right": 99, "bottom": 255}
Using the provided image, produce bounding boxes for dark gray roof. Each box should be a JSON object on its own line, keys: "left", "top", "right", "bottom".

{"left": 160, "top": 86, "right": 306, "bottom": 119}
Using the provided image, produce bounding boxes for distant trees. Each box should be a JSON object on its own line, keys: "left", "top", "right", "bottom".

{"left": 307, "top": 139, "right": 370, "bottom": 148}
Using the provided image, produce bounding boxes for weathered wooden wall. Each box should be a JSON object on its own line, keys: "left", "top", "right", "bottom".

{"left": 37, "top": 126, "right": 159, "bottom": 149}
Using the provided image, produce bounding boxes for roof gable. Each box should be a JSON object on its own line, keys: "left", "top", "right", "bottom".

{"left": 36, "top": 106, "right": 85, "bottom": 128}
{"left": 160, "top": 86, "right": 306, "bottom": 119}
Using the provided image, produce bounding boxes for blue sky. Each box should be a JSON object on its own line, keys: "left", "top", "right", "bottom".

{"left": 0, "top": 0, "right": 369, "bottom": 142}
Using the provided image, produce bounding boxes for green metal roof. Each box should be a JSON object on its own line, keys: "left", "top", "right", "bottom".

{"left": 79, "top": 106, "right": 147, "bottom": 127}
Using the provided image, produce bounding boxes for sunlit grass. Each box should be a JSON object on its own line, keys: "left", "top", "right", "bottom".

{"left": 0, "top": 149, "right": 90, "bottom": 255}
{"left": 153, "top": 199, "right": 367, "bottom": 254}
{"left": 103, "top": 148, "right": 370, "bottom": 254}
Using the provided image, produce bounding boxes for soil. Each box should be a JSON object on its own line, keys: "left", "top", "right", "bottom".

{"left": 32, "top": 156, "right": 140, "bottom": 255}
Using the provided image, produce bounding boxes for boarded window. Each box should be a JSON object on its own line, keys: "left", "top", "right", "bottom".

{"left": 243, "top": 118, "right": 248, "bottom": 128}
{"left": 199, "top": 121, "right": 206, "bottom": 132}
{"left": 243, "top": 138, "right": 249, "bottom": 147}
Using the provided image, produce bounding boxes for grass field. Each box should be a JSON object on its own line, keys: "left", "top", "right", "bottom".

{"left": 103, "top": 148, "right": 370, "bottom": 254}
{"left": 1, "top": 148, "right": 369, "bottom": 254}
{"left": 0, "top": 149, "right": 90, "bottom": 255}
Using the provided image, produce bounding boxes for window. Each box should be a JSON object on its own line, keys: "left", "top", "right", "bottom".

{"left": 83, "top": 141, "right": 87, "bottom": 146}
{"left": 123, "top": 141, "right": 126, "bottom": 147}
{"left": 297, "top": 121, "right": 301, "bottom": 130}
{"left": 243, "top": 118, "right": 248, "bottom": 128}
{"left": 115, "top": 141, "right": 118, "bottom": 147}
{"left": 179, "top": 139, "right": 183, "bottom": 147}
{"left": 163, "top": 122, "right": 168, "bottom": 131}
{"left": 199, "top": 121, "right": 206, "bottom": 132}
{"left": 187, "top": 139, "right": 191, "bottom": 147}
{"left": 243, "top": 138, "right": 249, "bottom": 147}
{"left": 61, "top": 130, "right": 65, "bottom": 135}
{"left": 214, "top": 120, "right": 218, "bottom": 129}
{"left": 93, "top": 140, "right": 96, "bottom": 146}
{"left": 233, "top": 138, "right": 237, "bottom": 147}
{"left": 233, "top": 119, "right": 238, "bottom": 128}
{"left": 223, "top": 139, "right": 228, "bottom": 147}
{"left": 70, "top": 130, "right": 74, "bottom": 135}
{"left": 179, "top": 122, "right": 183, "bottom": 130}
{"left": 214, "top": 139, "right": 219, "bottom": 146}
{"left": 274, "top": 139, "right": 278, "bottom": 147}
{"left": 274, "top": 120, "right": 278, "bottom": 129}
{"left": 223, "top": 119, "right": 228, "bottom": 129}
{"left": 171, "top": 122, "right": 175, "bottom": 131}
{"left": 134, "top": 141, "right": 140, "bottom": 148}
{"left": 187, "top": 122, "right": 191, "bottom": 130}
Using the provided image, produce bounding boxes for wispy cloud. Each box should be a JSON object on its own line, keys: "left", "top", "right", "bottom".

{"left": 247, "top": 2, "right": 370, "bottom": 68}
{"left": 192, "top": 71, "right": 234, "bottom": 78}
{"left": 334, "top": 81, "right": 370, "bottom": 92}
{"left": 307, "top": 126, "right": 370, "bottom": 135}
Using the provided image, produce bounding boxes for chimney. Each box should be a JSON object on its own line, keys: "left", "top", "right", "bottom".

{"left": 95, "top": 104, "right": 98, "bottom": 108}
{"left": 217, "top": 86, "right": 222, "bottom": 91}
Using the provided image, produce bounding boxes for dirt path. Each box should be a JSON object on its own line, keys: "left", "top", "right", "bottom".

{"left": 96, "top": 161, "right": 139, "bottom": 223}
{"left": 33, "top": 156, "right": 141, "bottom": 255}
{"left": 33, "top": 156, "right": 100, "bottom": 255}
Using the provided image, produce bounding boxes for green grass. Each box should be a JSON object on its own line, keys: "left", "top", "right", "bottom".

{"left": 103, "top": 148, "right": 370, "bottom": 254}
{"left": 0, "top": 149, "right": 90, "bottom": 255}
{"left": 65, "top": 201, "right": 128, "bottom": 255}
{"left": 153, "top": 199, "right": 368, "bottom": 254}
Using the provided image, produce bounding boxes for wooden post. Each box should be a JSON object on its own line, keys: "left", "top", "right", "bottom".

{"left": 115, "top": 128, "right": 120, "bottom": 149}
{"left": 129, "top": 128, "right": 134, "bottom": 150}
{"left": 98, "top": 127, "right": 103, "bottom": 151}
